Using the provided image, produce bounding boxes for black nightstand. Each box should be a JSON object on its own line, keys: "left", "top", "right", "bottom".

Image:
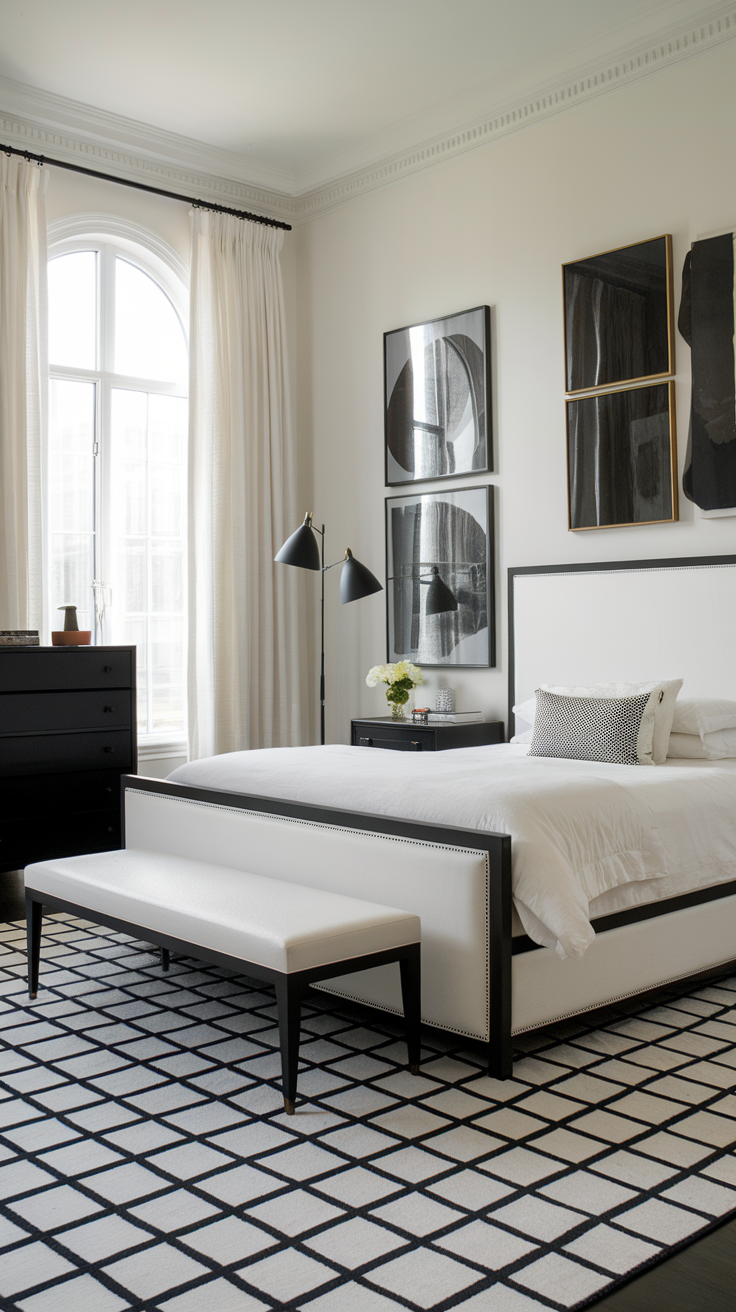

{"left": 351, "top": 717, "right": 504, "bottom": 752}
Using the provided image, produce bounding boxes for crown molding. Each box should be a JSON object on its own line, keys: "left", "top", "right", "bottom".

{"left": 0, "top": 75, "right": 298, "bottom": 223}
{"left": 1, "top": 0, "right": 734, "bottom": 228}
{"left": 295, "top": 1, "right": 736, "bottom": 220}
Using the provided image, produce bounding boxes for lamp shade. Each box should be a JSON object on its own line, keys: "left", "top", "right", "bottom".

{"left": 274, "top": 514, "right": 320, "bottom": 570}
{"left": 340, "top": 549, "right": 383, "bottom": 604}
{"left": 425, "top": 567, "right": 458, "bottom": 615}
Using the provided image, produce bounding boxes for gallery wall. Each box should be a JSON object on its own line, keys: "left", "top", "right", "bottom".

{"left": 295, "top": 40, "right": 736, "bottom": 744}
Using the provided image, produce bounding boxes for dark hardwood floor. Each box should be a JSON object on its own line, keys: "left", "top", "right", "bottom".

{"left": 1, "top": 868, "right": 735, "bottom": 1311}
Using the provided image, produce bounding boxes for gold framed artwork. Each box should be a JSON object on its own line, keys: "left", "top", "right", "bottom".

{"left": 563, "top": 235, "right": 675, "bottom": 395}
{"left": 567, "top": 380, "right": 678, "bottom": 531}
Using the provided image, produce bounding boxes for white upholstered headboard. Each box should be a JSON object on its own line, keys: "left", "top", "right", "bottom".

{"left": 509, "top": 555, "right": 736, "bottom": 732}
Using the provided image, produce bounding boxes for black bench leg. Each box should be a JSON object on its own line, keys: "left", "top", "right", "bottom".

{"left": 399, "top": 944, "right": 421, "bottom": 1073}
{"left": 26, "top": 896, "right": 42, "bottom": 1000}
{"left": 160, "top": 948, "right": 170, "bottom": 972}
{"left": 275, "top": 977, "right": 302, "bottom": 1115}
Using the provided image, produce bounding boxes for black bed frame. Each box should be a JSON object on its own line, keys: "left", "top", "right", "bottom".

{"left": 33, "top": 552, "right": 730, "bottom": 1080}
{"left": 112, "top": 771, "right": 736, "bottom": 1081}
{"left": 119, "top": 774, "right": 514, "bottom": 1076}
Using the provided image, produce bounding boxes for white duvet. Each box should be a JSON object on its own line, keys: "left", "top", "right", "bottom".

{"left": 168, "top": 744, "right": 736, "bottom": 961}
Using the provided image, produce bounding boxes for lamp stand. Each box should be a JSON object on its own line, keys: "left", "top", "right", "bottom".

{"left": 320, "top": 523, "right": 325, "bottom": 746}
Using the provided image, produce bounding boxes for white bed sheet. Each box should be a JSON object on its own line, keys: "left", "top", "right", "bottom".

{"left": 168, "top": 745, "right": 736, "bottom": 960}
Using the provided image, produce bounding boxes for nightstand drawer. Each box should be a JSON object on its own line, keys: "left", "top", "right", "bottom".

{"left": 0, "top": 730, "right": 134, "bottom": 776}
{"left": 0, "top": 690, "right": 131, "bottom": 734}
{"left": 352, "top": 718, "right": 505, "bottom": 751}
{"left": 355, "top": 730, "right": 431, "bottom": 751}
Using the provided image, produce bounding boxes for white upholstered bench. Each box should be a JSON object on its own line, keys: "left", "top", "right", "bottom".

{"left": 24, "top": 848, "right": 421, "bottom": 1113}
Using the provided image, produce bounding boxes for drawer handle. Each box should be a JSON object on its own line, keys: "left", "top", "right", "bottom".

{"left": 103, "top": 746, "right": 113, "bottom": 753}
{"left": 103, "top": 665, "right": 113, "bottom": 673}
{"left": 107, "top": 826, "right": 113, "bottom": 833}
{"left": 103, "top": 706, "right": 113, "bottom": 713}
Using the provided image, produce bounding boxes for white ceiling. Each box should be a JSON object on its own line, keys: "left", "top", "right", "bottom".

{"left": 0, "top": 0, "right": 723, "bottom": 194}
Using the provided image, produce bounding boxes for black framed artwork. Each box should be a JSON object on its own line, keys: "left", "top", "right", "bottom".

{"left": 386, "top": 485, "right": 494, "bottom": 667}
{"left": 563, "top": 236, "right": 675, "bottom": 395}
{"left": 679, "top": 232, "right": 736, "bottom": 512}
{"left": 567, "top": 381, "right": 678, "bottom": 531}
{"left": 384, "top": 306, "right": 491, "bottom": 486}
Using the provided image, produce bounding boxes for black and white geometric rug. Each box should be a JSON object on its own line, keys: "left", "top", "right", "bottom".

{"left": 1, "top": 913, "right": 736, "bottom": 1312}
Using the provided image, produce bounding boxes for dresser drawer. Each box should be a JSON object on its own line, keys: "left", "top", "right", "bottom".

{"left": 1, "top": 769, "right": 123, "bottom": 819}
{"left": 0, "top": 809, "right": 121, "bottom": 871}
{"left": 0, "top": 649, "right": 133, "bottom": 692}
{"left": 0, "top": 730, "right": 133, "bottom": 776}
{"left": 0, "top": 690, "right": 131, "bottom": 734}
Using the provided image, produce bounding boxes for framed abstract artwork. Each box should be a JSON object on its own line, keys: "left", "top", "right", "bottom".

{"left": 384, "top": 306, "right": 491, "bottom": 486}
{"left": 567, "top": 381, "right": 678, "bottom": 530}
{"left": 679, "top": 233, "right": 736, "bottom": 512}
{"left": 385, "top": 485, "right": 494, "bottom": 667}
{"left": 563, "top": 236, "right": 675, "bottom": 395}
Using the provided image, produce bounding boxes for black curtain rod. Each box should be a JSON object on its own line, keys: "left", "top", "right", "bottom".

{"left": 1, "top": 142, "right": 292, "bottom": 231}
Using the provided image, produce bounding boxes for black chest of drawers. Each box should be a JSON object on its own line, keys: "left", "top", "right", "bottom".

{"left": 351, "top": 717, "right": 505, "bottom": 752}
{"left": 0, "top": 646, "right": 137, "bottom": 873}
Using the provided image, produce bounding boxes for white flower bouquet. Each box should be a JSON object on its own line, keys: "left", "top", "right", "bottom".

{"left": 366, "top": 661, "right": 424, "bottom": 720}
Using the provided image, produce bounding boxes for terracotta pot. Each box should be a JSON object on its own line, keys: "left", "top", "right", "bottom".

{"left": 51, "top": 631, "right": 92, "bottom": 646}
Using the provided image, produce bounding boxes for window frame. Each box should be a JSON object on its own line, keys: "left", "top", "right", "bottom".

{"left": 47, "top": 218, "right": 189, "bottom": 758}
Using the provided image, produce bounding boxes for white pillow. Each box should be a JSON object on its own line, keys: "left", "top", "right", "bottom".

{"left": 513, "top": 680, "right": 682, "bottom": 764}
{"left": 510, "top": 727, "right": 533, "bottom": 745}
{"left": 672, "top": 698, "right": 736, "bottom": 738}
{"left": 512, "top": 698, "right": 536, "bottom": 731}
{"left": 667, "top": 727, "right": 736, "bottom": 760}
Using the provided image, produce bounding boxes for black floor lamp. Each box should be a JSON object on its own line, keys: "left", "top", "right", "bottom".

{"left": 275, "top": 513, "right": 382, "bottom": 745}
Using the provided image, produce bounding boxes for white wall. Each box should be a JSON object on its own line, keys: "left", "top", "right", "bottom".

{"left": 296, "top": 42, "right": 736, "bottom": 744}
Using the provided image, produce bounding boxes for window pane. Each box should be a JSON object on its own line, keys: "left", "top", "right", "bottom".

{"left": 111, "top": 389, "right": 187, "bottom": 735}
{"left": 48, "top": 379, "right": 96, "bottom": 632}
{"left": 151, "top": 615, "right": 184, "bottom": 731}
{"left": 48, "top": 252, "right": 96, "bottom": 369}
{"left": 115, "top": 259, "right": 187, "bottom": 382}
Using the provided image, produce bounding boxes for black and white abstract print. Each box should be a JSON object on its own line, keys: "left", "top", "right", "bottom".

{"left": 386, "top": 487, "right": 493, "bottom": 668}
{"left": 679, "top": 233, "right": 736, "bottom": 512}
{"left": 384, "top": 308, "right": 491, "bottom": 487}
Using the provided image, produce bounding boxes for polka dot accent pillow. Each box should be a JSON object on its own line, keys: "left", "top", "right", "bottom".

{"left": 528, "top": 688, "right": 654, "bottom": 765}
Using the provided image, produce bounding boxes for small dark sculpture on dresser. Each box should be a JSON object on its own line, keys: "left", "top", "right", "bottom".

{"left": 52, "top": 605, "right": 91, "bottom": 646}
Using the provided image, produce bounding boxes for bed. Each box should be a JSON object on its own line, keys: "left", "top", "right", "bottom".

{"left": 122, "top": 553, "right": 736, "bottom": 1079}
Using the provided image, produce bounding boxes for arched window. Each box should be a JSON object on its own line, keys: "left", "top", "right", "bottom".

{"left": 47, "top": 224, "right": 188, "bottom": 745}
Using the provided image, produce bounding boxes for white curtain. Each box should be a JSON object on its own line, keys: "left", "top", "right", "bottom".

{"left": 187, "top": 211, "right": 302, "bottom": 758}
{"left": 0, "top": 155, "right": 47, "bottom": 631}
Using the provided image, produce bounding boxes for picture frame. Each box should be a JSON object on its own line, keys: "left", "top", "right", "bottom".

{"left": 384, "top": 305, "right": 492, "bottom": 486}
{"left": 563, "top": 235, "right": 675, "bottom": 395}
{"left": 385, "top": 485, "right": 494, "bottom": 667}
{"left": 566, "top": 380, "right": 678, "bottom": 531}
